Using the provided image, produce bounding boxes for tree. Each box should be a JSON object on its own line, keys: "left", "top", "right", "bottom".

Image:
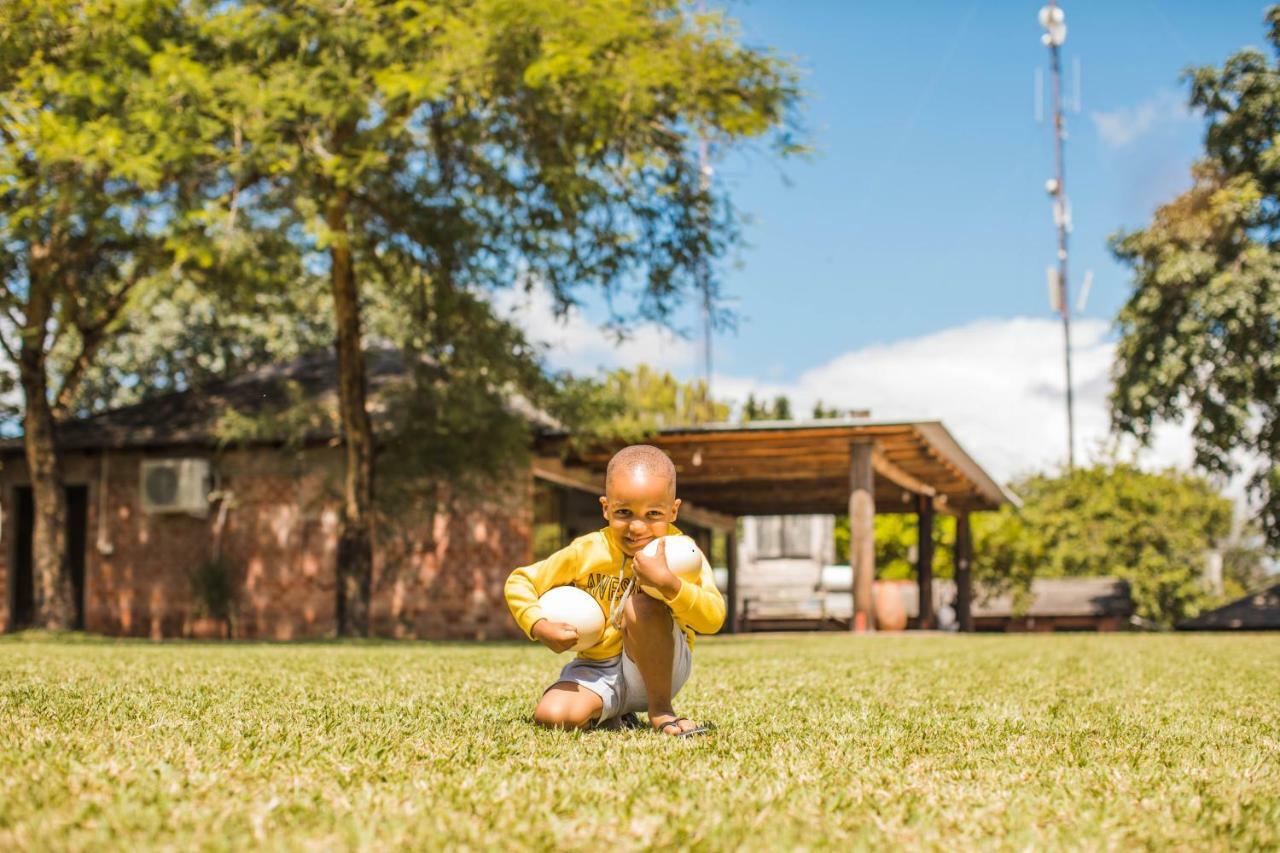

{"left": 1110, "top": 7, "right": 1280, "bottom": 549}
{"left": 834, "top": 513, "right": 956, "bottom": 580}
{"left": 224, "top": 0, "right": 799, "bottom": 634}
{"left": 0, "top": 0, "right": 240, "bottom": 627}
{"left": 740, "top": 392, "right": 792, "bottom": 422}
{"left": 972, "top": 463, "right": 1234, "bottom": 627}
{"left": 834, "top": 464, "right": 1238, "bottom": 626}
{"left": 556, "top": 364, "right": 730, "bottom": 446}
{"left": 54, "top": 273, "right": 333, "bottom": 418}
{"left": 1218, "top": 521, "right": 1273, "bottom": 598}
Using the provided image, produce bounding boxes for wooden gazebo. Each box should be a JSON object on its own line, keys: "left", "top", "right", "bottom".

{"left": 536, "top": 418, "right": 1014, "bottom": 632}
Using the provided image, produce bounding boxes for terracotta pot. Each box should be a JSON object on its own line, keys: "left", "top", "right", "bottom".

{"left": 873, "top": 582, "right": 908, "bottom": 632}
{"left": 189, "top": 617, "right": 228, "bottom": 640}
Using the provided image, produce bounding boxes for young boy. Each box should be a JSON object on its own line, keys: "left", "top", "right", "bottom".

{"left": 504, "top": 444, "right": 724, "bottom": 736}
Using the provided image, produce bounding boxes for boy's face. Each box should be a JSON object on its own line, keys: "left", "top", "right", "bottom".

{"left": 599, "top": 467, "right": 681, "bottom": 556}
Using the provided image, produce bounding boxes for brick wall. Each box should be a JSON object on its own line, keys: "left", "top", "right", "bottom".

{"left": 88, "top": 453, "right": 210, "bottom": 637}
{"left": 370, "top": 477, "right": 533, "bottom": 640}
{"left": 0, "top": 446, "right": 535, "bottom": 640}
{"left": 217, "top": 448, "right": 341, "bottom": 640}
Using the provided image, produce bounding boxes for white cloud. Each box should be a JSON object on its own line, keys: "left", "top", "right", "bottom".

{"left": 712, "top": 316, "right": 1197, "bottom": 485}
{"left": 1091, "top": 89, "right": 1193, "bottom": 148}
{"left": 500, "top": 288, "right": 1201, "bottom": 488}
{"left": 494, "top": 285, "right": 700, "bottom": 374}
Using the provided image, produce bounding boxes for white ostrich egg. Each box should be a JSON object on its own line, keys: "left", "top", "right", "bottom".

{"left": 537, "top": 586, "right": 605, "bottom": 652}
{"left": 640, "top": 535, "right": 704, "bottom": 580}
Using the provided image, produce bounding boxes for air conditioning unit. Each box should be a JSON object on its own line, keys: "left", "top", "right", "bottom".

{"left": 140, "top": 459, "right": 211, "bottom": 517}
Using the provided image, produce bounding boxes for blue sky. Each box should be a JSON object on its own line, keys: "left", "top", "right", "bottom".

{"left": 507, "top": 1, "right": 1273, "bottom": 481}
{"left": 706, "top": 0, "right": 1264, "bottom": 378}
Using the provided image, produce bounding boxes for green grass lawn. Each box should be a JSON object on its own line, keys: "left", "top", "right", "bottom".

{"left": 1, "top": 632, "right": 1277, "bottom": 850}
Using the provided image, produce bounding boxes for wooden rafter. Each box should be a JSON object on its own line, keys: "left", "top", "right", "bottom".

{"left": 542, "top": 419, "right": 1009, "bottom": 517}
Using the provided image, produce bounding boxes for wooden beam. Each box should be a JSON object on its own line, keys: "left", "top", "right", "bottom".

{"left": 654, "top": 425, "right": 915, "bottom": 444}
{"left": 872, "top": 448, "right": 936, "bottom": 497}
{"left": 676, "top": 501, "right": 736, "bottom": 534}
{"left": 916, "top": 493, "right": 935, "bottom": 630}
{"left": 667, "top": 441, "right": 857, "bottom": 460}
{"left": 725, "top": 527, "right": 739, "bottom": 634}
{"left": 676, "top": 468, "right": 853, "bottom": 485}
{"left": 534, "top": 455, "right": 733, "bottom": 532}
{"left": 850, "top": 440, "right": 876, "bottom": 633}
{"left": 677, "top": 486, "right": 938, "bottom": 517}
{"left": 530, "top": 456, "right": 600, "bottom": 495}
{"left": 559, "top": 421, "right": 1011, "bottom": 516}
{"left": 955, "top": 511, "right": 973, "bottom": 632}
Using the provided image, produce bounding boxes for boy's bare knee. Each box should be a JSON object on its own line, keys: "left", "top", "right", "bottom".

{"left": 533, "top": 703, "right": 569, "bottom": 728}
{"left": 623, "top": 591, "right": 670, "bottom": 631}
{"left": 533, "top": 703, "right": 593, "bottom": 729}
{"left": 533, "top": 689, "right": 597, "bottom": 729}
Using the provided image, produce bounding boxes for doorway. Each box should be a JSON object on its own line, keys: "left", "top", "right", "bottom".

{"left": 11, "top": 485, "right": 88, "bottom": 631}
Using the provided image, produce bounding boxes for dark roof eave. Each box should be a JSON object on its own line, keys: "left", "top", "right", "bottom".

{"left": 0, "top": 434, "right": 342, "bottom": 456}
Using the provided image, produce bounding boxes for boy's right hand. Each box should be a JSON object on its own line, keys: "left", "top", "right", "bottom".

{"left": 532, "top": 619, "right": 580, "bottom": 653}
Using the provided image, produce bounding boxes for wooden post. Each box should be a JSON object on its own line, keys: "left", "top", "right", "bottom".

{"left": 955, "top": 511, "right": 973, "bottom": 632}
{"left": 725, "top": 525, "right": 738, "bottom": 634}
{"left": 849, "top": 441, "right": 876, "bottom": 632}
{"left": 916, "top": 494, "right": 934, "bottom": 630}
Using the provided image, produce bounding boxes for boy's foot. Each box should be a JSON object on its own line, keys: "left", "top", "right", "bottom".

{"left": 649, "top": 710, "right": 713, "bottom": 737}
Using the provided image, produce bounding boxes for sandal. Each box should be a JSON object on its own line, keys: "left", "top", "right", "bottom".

{"left": 657, "top": 716, "right": 716, "bottom": 738}
{"left": 617, "top": 712, "right": 645, "bottom": 730}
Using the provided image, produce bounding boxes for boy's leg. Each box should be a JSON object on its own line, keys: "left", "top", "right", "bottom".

{"left": 533, "top": 682, "right": 604, "bottom": 730}
{"left": 622, "top": 592, "right": 697, "bottom": 735}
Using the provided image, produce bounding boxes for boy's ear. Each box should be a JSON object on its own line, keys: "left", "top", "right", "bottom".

{"left": 599, "top": 495, "right": 609, "bottom": 520}
{"left": 670, "top": 498, "right": 682, "bottom": 520}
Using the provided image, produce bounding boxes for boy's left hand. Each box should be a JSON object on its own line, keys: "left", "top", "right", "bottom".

{"left": 632, "top": 538, "right": 682, "bottom": 599}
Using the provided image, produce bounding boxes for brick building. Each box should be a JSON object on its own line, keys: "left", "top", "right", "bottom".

{"left": 1, "top": 351, "right": 1012, "bottom": 639}
{"left": 0, "top": 352, "right": 541, "bottom": 640}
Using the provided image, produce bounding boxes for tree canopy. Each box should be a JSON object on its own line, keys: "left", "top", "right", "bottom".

{"left": 740, "top": 392, "right": 791, "bottom": 422}
{"left": 974, "top": 463, "right": 1235, "bottom": 627}
{"left": 555, "top": 364, "right": 730, "bottom": 448}
{"left": 834, "top": 462, "right": 1244, "bottom": 628}
{"left": 1, "top": 0, "right": 803, "bottom": 631}
{"left": 0, "top": 0, "right": 251, "bottom": 626}
{"left": 1110, "top": 7, "right": 1280, "bottom": 548}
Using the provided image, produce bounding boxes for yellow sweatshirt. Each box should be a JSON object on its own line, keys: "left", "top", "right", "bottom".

{"left": 505, "top": 526, "right": 726, "bottom": 661}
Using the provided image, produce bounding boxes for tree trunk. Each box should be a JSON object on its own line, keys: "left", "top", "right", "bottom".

{"left": 18, "top": 273, "right": 72, "bottom": 630}
{"left": 328, "top": 188, "right": 374, "bottom": 636}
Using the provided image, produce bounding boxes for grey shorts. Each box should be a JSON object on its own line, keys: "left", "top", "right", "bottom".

{"left": 550, "top": 621, "right": 692, "bottom": 722}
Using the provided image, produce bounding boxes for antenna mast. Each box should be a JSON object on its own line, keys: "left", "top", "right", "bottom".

{"left": 1039, "top": 2, "right": 1076, "bottom": 469}
{"left": 699, "top": 135, "right": 713, "bottom": 393}
{"left": 696, "top": 0, "right": 713, "bottom": 396}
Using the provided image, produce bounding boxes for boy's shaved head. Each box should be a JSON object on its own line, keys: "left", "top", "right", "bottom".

{"left": 606, "top": 444, "right": 676, "bottom": 495}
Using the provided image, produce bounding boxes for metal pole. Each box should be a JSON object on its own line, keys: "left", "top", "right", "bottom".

{"left": 698, "top": 135, "right": 713, "bottom": 395}
{"left": 1044, "top": 1, "right": 1076, "bottom": 469}
{"left": 697, "top": 0, "right": 713, "bottom": 397}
